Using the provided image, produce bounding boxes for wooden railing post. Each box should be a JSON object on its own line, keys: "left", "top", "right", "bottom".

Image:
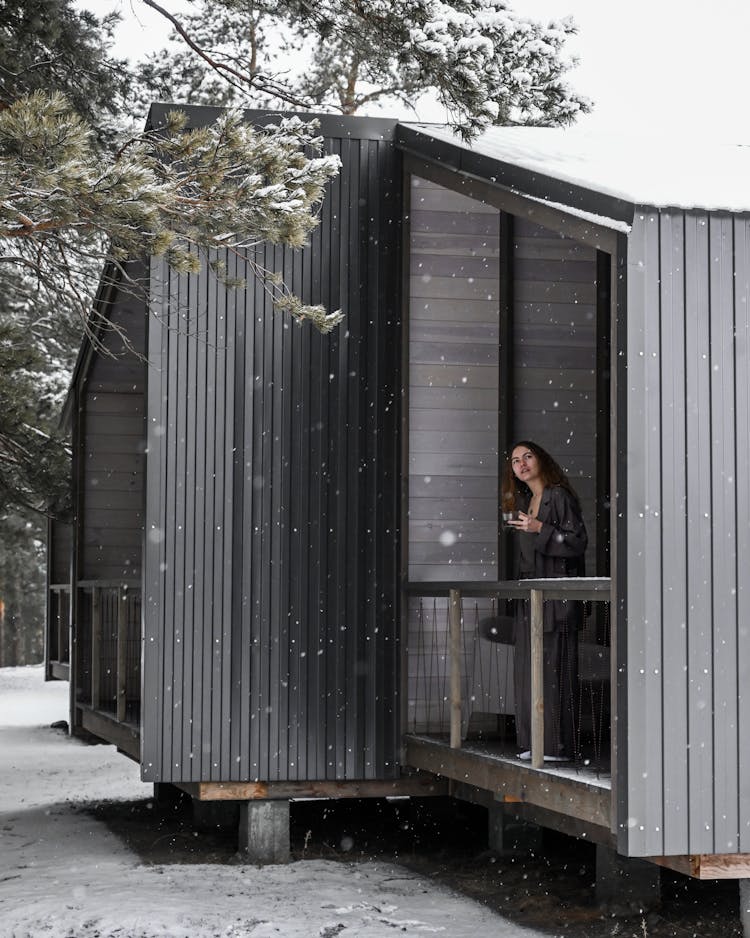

{"left": 56, "top": 589, "right": 64, "bottom": 662}
{"left": 90, "top": 587, "right": 101, "bottom": 710}
{"left": 116, "top": 586, "right": 128, "bottom": 723}
{"left": 530, "top": 588, "right": 544, "bottom": 769}
{"left": 449, "top": 588, "right": 462, "bottom": 749}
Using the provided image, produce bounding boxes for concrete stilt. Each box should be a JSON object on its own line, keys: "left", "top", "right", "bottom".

{"left": 739, "top": 879, "right": 750, "bottom": 938}
{"left": 595, "top": 844, "right": 660, "bottom": 916}
{"left": 238, "top": 799, "right": 290, "bottom": 864}
{"left": 488, "top": 803, "right": 542, "bottom": 856}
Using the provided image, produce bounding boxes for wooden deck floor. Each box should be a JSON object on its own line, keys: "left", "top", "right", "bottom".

{"left": 403, "top": 733, "right": 614, "bottom": 844}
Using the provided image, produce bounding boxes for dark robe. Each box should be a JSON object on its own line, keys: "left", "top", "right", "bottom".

{"left": 512, "top": 484, "right": 587, "bottom": 758}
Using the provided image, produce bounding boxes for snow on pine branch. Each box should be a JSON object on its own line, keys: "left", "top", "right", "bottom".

{"left": 276, "top": 0, "right": 589, "bottom": 136}
{"left": 0, "top": 93, "right": 343, "bottom": 333}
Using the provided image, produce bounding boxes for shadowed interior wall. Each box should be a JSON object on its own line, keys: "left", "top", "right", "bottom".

{"left": 143, "top": 117, "right": 401, "bottom": 783}
{"left": 511, "top": 217, "right": 598, "bottom": 573}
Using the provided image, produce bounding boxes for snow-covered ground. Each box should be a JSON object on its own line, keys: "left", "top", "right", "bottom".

{"left": 0, "top": 666, "right": 537, "bottom": 938}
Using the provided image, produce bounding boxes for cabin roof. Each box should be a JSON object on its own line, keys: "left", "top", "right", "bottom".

{"left": 401, "top": 123, "right": 750, "bottom": 218}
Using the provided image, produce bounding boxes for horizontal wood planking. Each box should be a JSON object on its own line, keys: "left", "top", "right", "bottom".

{"left": 511, "top": 217, "right": 599, "bottom": 574}
{"left": 78, "top": 297, "right": 146, "bottom": 583}
{"left": 49, "top": 520, "right": 72, "bottom": 584}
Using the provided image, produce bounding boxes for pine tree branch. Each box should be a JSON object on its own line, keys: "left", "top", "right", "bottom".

{"left": 141, "top": 0, "right": 316, "bottom": 110}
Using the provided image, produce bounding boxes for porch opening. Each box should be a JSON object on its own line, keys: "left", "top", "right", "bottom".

{"left": 404, "top": 169, "right": 612, "bottom": 781}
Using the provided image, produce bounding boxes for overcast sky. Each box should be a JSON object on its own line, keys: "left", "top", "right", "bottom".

{"left": 79, "top": 0, "right": 750, "bottom": 142}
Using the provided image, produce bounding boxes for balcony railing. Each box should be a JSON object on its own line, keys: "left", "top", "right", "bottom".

{"left": 404, "top": 578, "right": 612, "bottom": 771}
{"left": 76, "top": 580, "right": 141, "bottom": 726}
{"left": 47, "top": 584, "right": 72, "bottom": 676}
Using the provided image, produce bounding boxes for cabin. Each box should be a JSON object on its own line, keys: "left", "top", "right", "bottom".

{"left": 46, "top": 104, "right": 750, "bottom": 914}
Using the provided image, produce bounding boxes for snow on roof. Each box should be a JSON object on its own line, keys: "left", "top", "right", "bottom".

{"left": 405, "top": 123, "right": 750, "bottom": 214}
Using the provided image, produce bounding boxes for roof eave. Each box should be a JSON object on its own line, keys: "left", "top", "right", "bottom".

{"left": 395, "top": 123, "right": 636, "bottom": 228}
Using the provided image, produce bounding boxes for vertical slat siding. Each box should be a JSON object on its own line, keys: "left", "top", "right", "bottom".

{"left": 622, "top": 209, "right": 750, "bottom": 857}
{"left": 144, "top": 258, "right": 167, "bottom": 779}
{"left": 247, "top": 250, "right": 264, "bottom": 780}
{"left": 201, "top": 265, "right": 218, "bottom": 780}
{"left": 735, "top": 217, "right": 750, "bottom": 852}
{"left": 277, "top": 242, "right": 294, "bottom": 780}
{"left": 191, "top": 266, "right": 208, "bottom": 778}
{"left": 684, "top": 212, "right": 714, "bottom": 853}
{"left": 221, "top": 250, "right": 236, "bottom": 781}
{"left": 306, "top": 221, "right": 326, "bottom": 783}
{"left": 233, "top": 247, "right": 251, "bottom": 781}
{"left": 144, "top": 121, "right": 401, "bottom": 783}
{"left": 327, "top": 139, "right": 345, "bottom": 780}
{"left": 286, "top": 249, "right": 306, "bottom": 782}
{"left": 343, "top": 137, "right": 360, "bottom": 778}
{"left": 183, "top": 264, "right": 199, "bottom": 774}
{"left": 659, "top": 212, "right": 689, "bottom": 855}
{"left": 171, "top": 271, "right": 187, "bottom": 778}
{"left": 641, "top": 213, "right": 664, "bottom": 850}
{"left": 269, "top": 240, "right": 285, "bottom": 781}
{"left": 162, "top": 267, "right": 179, "bottom": 778}
{"left": 709, "top": 216, "right": 739, "bottom": 853}
{"left": 624, "top": 211, "right": 663, "bottom": 856}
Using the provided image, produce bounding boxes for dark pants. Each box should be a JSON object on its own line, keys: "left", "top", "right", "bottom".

{"left": 514, "top": 602, "right": 579, "bottom": 758}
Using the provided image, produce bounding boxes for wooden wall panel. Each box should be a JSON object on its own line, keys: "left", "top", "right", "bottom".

{"left": 79, "top": 392, "right": 144, "bottom": 581}
{"left": 408, "top": 175, "right": 500, "bottom": 582}
{"left": 511, "top": 217, "right": 599, "bottom": 574}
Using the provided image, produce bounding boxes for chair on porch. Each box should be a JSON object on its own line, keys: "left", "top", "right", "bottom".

{"left": 461, "top": 614, "right": 515, "bottom": 739}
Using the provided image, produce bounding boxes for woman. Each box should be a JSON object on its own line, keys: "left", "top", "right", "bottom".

{"left": 503, "top": 441, "right": 587, "bottom": 763}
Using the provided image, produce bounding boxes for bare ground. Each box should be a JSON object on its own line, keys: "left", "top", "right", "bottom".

{"left": 84, "top": 795, "right": 741, "bottom": 938}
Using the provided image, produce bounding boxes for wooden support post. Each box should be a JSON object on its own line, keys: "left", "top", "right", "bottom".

{"left": 740, "top": 879, "right": 750, "bottom": 938}
{"left": 238, "top": 800, "right": 290, "bottom": 864}
{"left": 116, "top": 587, "right": 128, "bottom": 723}
{"left": 53, "top": 590, "right": 61, "bottom": 662}
{"left": 530, "top": 588, "right": 544, "bottom": 769}
{"left": 488, "top": 802, "right": 543, "bottom": 855}
{"left": 449, "top": 588, "right": 462, "bottom": 749}
{"left": 57, "top": 591, "right": 64, "bottom": 662}
{"left": 90, "top": 588, "right": 101, "bottom": 710}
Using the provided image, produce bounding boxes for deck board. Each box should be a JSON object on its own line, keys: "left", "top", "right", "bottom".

{"left": 404, "top": 733, "right": 612, "bottom": 833}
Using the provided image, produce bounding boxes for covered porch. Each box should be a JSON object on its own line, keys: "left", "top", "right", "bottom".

{"left": 399, "top": 137, "right": 618, "bottom": 842}
{"left": 401, "top": 577, "right": 614, "bottom": 844}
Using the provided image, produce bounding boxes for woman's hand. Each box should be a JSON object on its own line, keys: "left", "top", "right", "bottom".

{"left": 508, "top": 511, "right": 542, "bottom": 534}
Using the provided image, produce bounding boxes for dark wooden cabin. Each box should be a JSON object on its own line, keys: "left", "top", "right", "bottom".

{"left": 47, "top": 106, "right": 750, "bottom": 905}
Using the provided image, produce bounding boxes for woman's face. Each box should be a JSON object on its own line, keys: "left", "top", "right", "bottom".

{"left": 511, "top": 446, "right": 541, "bottom": 485}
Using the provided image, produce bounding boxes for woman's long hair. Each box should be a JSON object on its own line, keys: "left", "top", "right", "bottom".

{"left": 501, "top": 440, "right": 580, "bottom": 510}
